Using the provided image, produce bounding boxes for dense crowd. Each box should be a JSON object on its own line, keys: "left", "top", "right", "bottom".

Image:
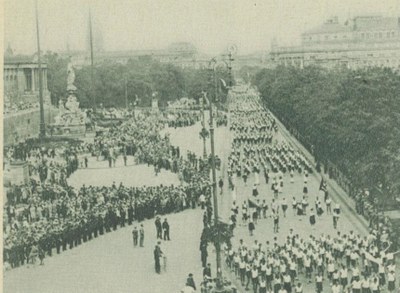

{"left": 164, "top": 111, "right": 201, "bottom": 128}
{"left": 3, "top": 110, "right": 213, "bottom": 270}
{"left": 3, "top": 101, "right": 42, "bottom": 115}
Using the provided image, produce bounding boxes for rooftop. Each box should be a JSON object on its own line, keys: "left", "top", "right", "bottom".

{"left": 303, "top": 15, "right": 400, "bottom": 35}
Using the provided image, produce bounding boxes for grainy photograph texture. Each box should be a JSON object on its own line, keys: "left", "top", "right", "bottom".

{"left": 2, "top": 0, "right": 400, "bottom": 292}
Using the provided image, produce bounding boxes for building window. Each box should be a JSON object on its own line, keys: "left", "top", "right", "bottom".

{"left": 367, "top": 33, "right": 370, "bottom": 39}
{"left": 27, "top": 119, "right": 30, "bottom": 124}
{"left": 392, "top": 31, "right": 395, "bottom": 37}
{"left": 361, "top": 33, "right": 365, "bottom": 39}
{"left": 387, "top": 32, "right": 391, "bottom": 38}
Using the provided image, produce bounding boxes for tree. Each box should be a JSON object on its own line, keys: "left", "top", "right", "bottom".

{"left": 43, "top": 52, "right": 69, "bottom": 105}
{"left": 252, "top": 65, "right": 400, "bottom": 206}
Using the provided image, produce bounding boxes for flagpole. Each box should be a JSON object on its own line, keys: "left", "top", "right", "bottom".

{"left": 35, "top": 0, "right": 46, "bottom": 139}
{"left": 89, "top": 6, "right": 95, "bottom": 112}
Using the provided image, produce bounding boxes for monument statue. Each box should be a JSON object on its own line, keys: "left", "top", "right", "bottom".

{"left": 67, "top": 61, "right": 77, "bottom": 92}
{"left": 51, "top": 61, "right": 86, "bottom": 134}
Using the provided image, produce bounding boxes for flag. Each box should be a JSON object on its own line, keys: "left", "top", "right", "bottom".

{"left": 248, "top": 198, "right": 260, "bottom": 209}
{"left": 319, "top": 177, "right": 327, "bottom": 192}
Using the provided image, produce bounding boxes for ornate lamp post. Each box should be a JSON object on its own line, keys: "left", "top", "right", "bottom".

{"left": 207, "top": 57, "right": 232, "bottom": 293}
{"left": 199, "top": 94, "right": 209, "bottom": 158}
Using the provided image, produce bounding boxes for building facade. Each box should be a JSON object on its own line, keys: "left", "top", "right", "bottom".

{"left": 4, "top": 54, "right": 51, "bottom": 109}
{"left": 3, "top": 52, "right": 53, "bottom": 145}
{"left": 269, "top": 16, "right": 400, "bottom": 69}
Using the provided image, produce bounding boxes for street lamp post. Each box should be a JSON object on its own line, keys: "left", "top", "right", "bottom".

{"left": 201, "top": 95, "right": 207, "bottom": 158}
{"left": 208, "top": 58, "right": 226, "bottom": 292}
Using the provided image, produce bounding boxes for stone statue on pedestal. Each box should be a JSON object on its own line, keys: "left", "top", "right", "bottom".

{"left": 67, "top": 61, "right": 77, "bottom": 92}
{"left": 52, "top": 61, "right": 86, "bottom": 132}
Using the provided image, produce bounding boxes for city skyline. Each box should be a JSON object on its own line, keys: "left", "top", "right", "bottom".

{"left": 4, "top": 0, "right": 400, "bottom": 56}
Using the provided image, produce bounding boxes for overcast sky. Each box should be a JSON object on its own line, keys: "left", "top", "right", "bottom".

{"left": 4, "top": 0, "right": 400, "bottom": 55}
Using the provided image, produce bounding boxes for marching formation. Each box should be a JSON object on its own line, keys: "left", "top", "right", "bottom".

{"left": 3, "top": 86, "right": 398, "bottom": 293}
{"left": 220, "top": 89, "right": 398, "bottom": 293}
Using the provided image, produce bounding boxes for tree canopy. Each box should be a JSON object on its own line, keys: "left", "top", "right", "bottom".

{"left": 252, "top": 65, "right": 400, "bottom": 201}
{"left": 45, "top": 53, "right": 231, "bottom": 109}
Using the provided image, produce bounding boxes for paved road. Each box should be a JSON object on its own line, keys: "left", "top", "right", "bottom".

{"left": 5, "top": 112, "right": 393, "bottom": 293}
{"left": 4, "top": 122, "right": 229, "bottom": 293}
{"left": 68, "top": 156, "right": 180, "bottom": 189}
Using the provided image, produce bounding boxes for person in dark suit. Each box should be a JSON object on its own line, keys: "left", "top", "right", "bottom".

{"left": 154, "top": 241, "right": 163, "bottom": 274}
{"left": 186, "top": 273, "right": 196, "bottom": 290}
{"left": 200, "top": 240, "right": 208, "bottom": 268}
{"left": 162, "top": 218, "right": 170, "bottom": 241}
{"left": 132, "top": 226, "right": 138, "bottom": 247}
{"left": 203, "top": 263, "right": 212, "bottom": 280}
{"left": 139, "top": 224, "right": 144, "bottom": 247}
{"left": 155, "top": 217, "right": 162, "bottom": 239}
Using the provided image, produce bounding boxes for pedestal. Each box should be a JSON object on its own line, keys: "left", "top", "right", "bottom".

{"left": 4, "top": 161, "right": 29, "bottom": 186}
{"left": 50, "top": 124, "right": 86, "bottom": 137}
{"left": 210, "top": 287, "right": 235, "bottom": 293}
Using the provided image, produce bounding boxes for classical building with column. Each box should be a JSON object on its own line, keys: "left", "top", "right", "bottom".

{"left": 269, "top": 15, "right": 400, "bottom": 70}
{"left": 3, "top": 52, "right": 55, "bottom": 145}
{"left": 3, "top": 54, "right": 51, "bottom": 108}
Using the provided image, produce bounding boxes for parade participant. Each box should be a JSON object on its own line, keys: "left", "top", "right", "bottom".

{"left": 370, "top": 277, "right": 380, "bottom": 293}
{"left": 333, "top": 208, "right": 340, "bottom": 229}
{"left": 281, "top": 198, "right": 288, "bottom": 218}
{"left": 252, "top": 184, "right": 258, "bottom": 197}
{"left": 387, "top": 270, "right": 396, "bottom": 292}
{"left": 331, "top": 281, "right": 342, "bottom": 293}
{"left": 352, "top": 276, "right": 362, "bottom": 293}
{"left": 248, "top": 219, "right": 255, "bottom": 236}
{"left": 309, "top": 208, "right": 316, "bottom": 228}
{"left": 326, "top": 195, "right": 332, "bottom": 214}
{"left": 273, "top": 212, "right": 279, "bottom": 233}
{"left": 315, "top": 272, "right": 323, "bottom": 293}
{"left": 294, "top": 283, "right": 303, "bottom": 293}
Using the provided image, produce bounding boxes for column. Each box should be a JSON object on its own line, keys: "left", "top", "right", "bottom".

{"left": 31, "top": 68, "right": 35, "bottom": 91}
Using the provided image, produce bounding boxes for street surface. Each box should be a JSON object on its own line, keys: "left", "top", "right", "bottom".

{"left": 4, "top": 121, "right": 229, "bottom": 293}
{"left": 4, "top": 112, "right": 394, "bottom": 293}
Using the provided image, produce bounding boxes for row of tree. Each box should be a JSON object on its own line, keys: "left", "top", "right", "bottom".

{"left": 43, "top": 52, "right": 231, "bottom": 109}
{"left": 249, "top": 65, "right": 400, "bottom": 205}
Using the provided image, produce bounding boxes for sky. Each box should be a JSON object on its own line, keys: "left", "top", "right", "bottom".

{"left": 4, "top": 0, "right": 400, "bottom": 55}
